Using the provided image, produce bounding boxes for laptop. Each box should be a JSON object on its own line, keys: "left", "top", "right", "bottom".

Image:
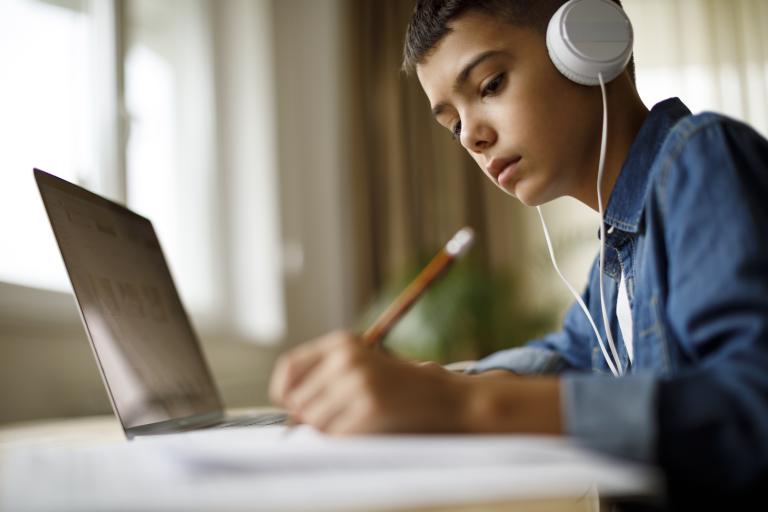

{"left": 34, "top": 169, "right": 286, "bottom": 439}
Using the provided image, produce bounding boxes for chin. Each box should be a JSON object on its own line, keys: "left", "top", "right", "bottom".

{"left": 496, "top": 174, "right": 551, "bottom": 207}
{"left": 504, "top": 181, "right": 538, "bottom": 207}
{"left": 513, "top": 178, "right": 559, "bottom": 207}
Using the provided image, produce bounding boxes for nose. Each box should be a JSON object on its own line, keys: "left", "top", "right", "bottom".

{"left": 460, "top": 118, "right": 496, "bottom": 154}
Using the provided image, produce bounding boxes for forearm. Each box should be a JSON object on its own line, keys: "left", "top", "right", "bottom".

{"left": 457, "top": 373, "right": 563, "bottom": 435}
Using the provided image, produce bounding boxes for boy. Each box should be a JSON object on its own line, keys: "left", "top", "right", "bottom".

{"left": 269, "top": 0, "right": 768, "bottom": 505}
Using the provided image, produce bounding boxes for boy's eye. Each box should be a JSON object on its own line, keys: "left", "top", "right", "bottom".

{"left": 451, "top": 120, "right": 462, "bottom": 140}
{"left": 481, "top": 73, "right": 505, "bottom": 97}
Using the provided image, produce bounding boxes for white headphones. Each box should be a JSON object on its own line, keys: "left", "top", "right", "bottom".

{"left": 546, "top": 0, "right": 633, "bottom": 86}
{"left": 537, "top": 0, "right": 634, "bottom": 377}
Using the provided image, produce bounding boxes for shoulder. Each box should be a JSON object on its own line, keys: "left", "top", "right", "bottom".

{"left": 649, "top": 112, "right": 768, "bottom": 207}
{"left": 659, "top": 112, "right": 767, "bottom": 170}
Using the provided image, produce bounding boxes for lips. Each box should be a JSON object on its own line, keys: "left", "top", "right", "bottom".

{"left": 486, "top": 156, "right": 522, "bottom": 186}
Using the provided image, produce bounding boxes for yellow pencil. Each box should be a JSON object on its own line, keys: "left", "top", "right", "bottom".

{"left": 283, "top": 226, "right": 475, "bottom": 432}
{"left": 361, "top": 226, "right": 475, "bottom": 347}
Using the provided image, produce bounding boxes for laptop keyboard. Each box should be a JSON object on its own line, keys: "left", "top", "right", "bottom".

{"left": 214, "top": 412, "right": 288, "bottom": 428}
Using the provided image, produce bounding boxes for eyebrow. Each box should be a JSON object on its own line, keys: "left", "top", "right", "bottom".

{"left": 431, "top": 50, "right": 509, "bottom": 119}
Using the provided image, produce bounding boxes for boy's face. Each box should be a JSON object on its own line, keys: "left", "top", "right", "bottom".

{"left": 416, "top": 12, "right": 602, "bottom": 206}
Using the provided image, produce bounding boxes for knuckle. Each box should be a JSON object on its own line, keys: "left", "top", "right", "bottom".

{"left": 336, "top": 345, "right": 362, "bottom": 369}
{"left": 341, "top": 332, "right": 358, "bottom": 347}
{"left": 331, "top": 330, "right": 357, "bottom": 348}
{"left": 334, "top": 349, "right": 355, "bottom": 370}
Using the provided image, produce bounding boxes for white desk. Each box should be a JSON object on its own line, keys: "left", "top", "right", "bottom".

{"left": 0, "top": 413, "right": 662, "bottom": 512}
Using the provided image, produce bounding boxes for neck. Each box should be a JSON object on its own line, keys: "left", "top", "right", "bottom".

{"left": 570, "top": 74, "right": 649, "bottom": 213}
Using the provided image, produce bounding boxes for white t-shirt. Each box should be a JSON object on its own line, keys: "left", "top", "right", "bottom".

{"left": 617, "top": 271, "right": 634, "bottom": 364}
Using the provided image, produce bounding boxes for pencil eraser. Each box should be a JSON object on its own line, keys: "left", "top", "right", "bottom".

{"left": 445, "top": 227, "right": 475, "bottom": 257}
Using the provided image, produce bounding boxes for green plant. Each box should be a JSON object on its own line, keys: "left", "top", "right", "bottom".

{"left": 356, "top": 254, "right": 558, "bottom": 363}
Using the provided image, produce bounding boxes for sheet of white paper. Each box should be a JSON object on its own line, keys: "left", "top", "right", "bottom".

{"left": 1, "top": 425, "right": 661, "bottom": 512}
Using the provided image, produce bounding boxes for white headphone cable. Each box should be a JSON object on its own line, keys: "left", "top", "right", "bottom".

{"left": 596, "top": 72, "right": 623, "bottom": 376}
{"left": 533, "top": 72, "right": 622, "bottom": 377}
{"left": 535, "top": 205, "right": 620, "bottom": 377}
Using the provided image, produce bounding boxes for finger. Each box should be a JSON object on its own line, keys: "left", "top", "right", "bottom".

{"left": 287, "top": 345, "right": 359, "bottom": 413}
{"left": 269, "top": 355, "right": 308, "bottom": 406}
{"left": 269, "top": 331, "right": 356, "bottom": 405}
{"left": 324, "top": 367, "right": 392, "bottom": 436}
{"left": 298, "top": 371, "right": 361, "bottom": 432}
{"left": 269, "top": 345, "right": 324, "bottom": 405}
{"left": 323, "top": 395, "right": 377, "bottom": 436}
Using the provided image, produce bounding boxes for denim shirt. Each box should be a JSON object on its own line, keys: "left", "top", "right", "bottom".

{"left": 470, "top": 98, "right": 768, "bottom": 494}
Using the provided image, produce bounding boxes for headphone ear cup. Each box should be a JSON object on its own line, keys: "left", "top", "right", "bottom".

{"left": 546, "top": 0, "right": 633, "bottom": 86}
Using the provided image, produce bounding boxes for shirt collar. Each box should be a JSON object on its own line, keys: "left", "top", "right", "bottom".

{"left": 604, "top": 97, "right": 692, "bottom": 233}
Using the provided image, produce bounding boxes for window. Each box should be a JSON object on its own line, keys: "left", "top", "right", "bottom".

{"left": 124, "top": 0, "right": 285, "bottom": 341}
{"left": 0, "top": 0, "right": 285, "bottom": 343}
{"left": 0, "top": 0, "right": 104, "bottom": 291}
{"left": 124, "top": 0, "right": 221, "bottom": 322}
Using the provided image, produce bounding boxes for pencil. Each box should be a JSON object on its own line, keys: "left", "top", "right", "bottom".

{"left": 361, "top": 226, "right": 475, "bottom": 347}
{"left": 282, "top": 226, "right": 475, "bottom": 433}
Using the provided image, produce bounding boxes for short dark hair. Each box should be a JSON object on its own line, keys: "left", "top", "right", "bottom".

{"left": 402, "top": 0, "right": 635, "bottom": 84}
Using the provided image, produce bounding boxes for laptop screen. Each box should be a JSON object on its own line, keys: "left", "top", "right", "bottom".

{"left": 35, "top": 170, "right": 223, "bottom": 429}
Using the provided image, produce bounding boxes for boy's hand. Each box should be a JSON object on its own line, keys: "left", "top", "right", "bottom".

{"left": 268, "top": 330, "right": 470, "bottom": 435}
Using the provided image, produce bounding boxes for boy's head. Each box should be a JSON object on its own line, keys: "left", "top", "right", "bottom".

{"left": 403, "top": 0, "right": 639, "bottom": 207}
{"left": 403, "top": 0, "right": 634, "bottom": 81}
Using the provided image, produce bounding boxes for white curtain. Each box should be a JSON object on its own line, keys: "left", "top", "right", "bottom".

{"left": 625, "top": 0, "right": 768, "bottom": 136}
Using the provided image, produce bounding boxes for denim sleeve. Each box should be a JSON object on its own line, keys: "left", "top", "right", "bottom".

{"left": 652, "top": 117, "right": 768, "bottom": 493}
{"left": 467, "top": 345, "right": 570, "bottom": 374}
{"left": 561, "top": 373, "right": 658, "bottom": 462}
{"left": 466, "top": 260, "right": 661, "bottom": 461}
{"left": 469, "top": 317, "right": 660, "bottom": 464}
